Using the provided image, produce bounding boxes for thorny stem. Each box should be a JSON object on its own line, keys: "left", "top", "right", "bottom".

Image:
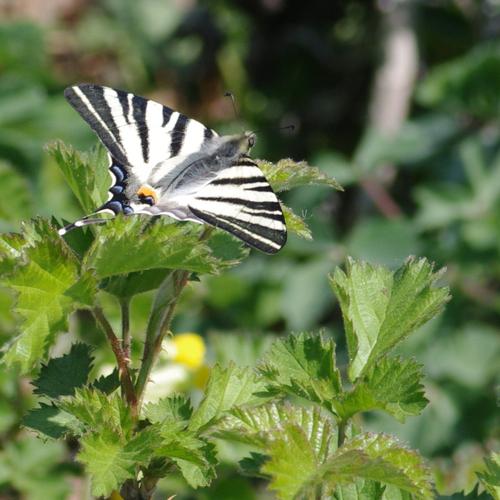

{"left": 120, "top": 298, "right": 131, "bottom": 361}
{"left": 92, "top": 306, "right": 138, "bottom": 418}
{"left": 135, "top": 226, "right": 214, "bottom": 407}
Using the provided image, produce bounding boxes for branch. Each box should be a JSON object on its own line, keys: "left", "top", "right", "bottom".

{"left": 92, "top": 307, "right": 138, "bottom": 417}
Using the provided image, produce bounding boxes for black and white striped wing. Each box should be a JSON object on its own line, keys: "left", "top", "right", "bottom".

{"left": 65, "top": 84, "right": 215, "bottom": 178}
{"left": 188, "top": 158, "right": 287, "bottom": 254}
{"left": 65, "top": 84, "right": 216, "bottom": 218}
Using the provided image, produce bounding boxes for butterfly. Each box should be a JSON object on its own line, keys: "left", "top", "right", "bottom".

{"left": 59, "top": 84, "right": 287, "bottom": 254}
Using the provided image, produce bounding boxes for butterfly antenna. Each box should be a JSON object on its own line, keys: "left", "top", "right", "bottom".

{"left": 224, "top": 91, "right": 240, "bottom": 121}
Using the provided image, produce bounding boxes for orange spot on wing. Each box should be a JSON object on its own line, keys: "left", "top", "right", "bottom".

{"left": 137, "top": 186, "right": 158, "bottom": 204}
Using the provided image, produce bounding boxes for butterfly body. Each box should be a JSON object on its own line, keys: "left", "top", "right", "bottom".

{"left": 60, "top": 84, "right": 286, "bottom": 253}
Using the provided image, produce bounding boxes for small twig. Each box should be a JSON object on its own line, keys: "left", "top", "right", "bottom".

{"left": 120, "top": 298, "right": 131, "bottom": 361}
{"left": 92, "top": 307, "right": 138, "bottom": 418}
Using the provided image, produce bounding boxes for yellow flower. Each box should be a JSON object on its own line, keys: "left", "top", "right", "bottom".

{"left": 166, "top": 333, "right": 206, "bottom": 370}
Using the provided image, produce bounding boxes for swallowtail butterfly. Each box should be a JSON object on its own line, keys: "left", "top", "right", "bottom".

{"left": 59, "top": 84, "right": 287, "bottom": 254}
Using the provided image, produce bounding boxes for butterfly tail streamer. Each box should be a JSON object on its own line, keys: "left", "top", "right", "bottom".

{"left": 58, "top": 215, "right": 110, "bottom": 236}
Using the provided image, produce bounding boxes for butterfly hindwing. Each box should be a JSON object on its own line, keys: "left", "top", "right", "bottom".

{"left": 188, "top": 157, "right": 287, "bottom": 254}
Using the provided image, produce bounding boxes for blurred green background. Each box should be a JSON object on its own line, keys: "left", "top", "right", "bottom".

{"left": 0, "top": 0, "right": 499, "bottom": 498}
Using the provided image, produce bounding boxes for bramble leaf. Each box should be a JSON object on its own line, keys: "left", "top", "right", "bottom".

{"left": 335, "top": 356, "right": 428, "bottom": 422}
{"left": 78, "top": 427, "right": 158, "bottom": 497}
{"left": 49, "top": 141, "right": 109, "bottom": 214}
{"left": 23, "top": 403, "right": 82, "bottom": 439}
{"left": 257, "top": 158, "right": 343, "bottom": 192}
{"left": 258, "top": 332, "right": 342, "bottom": 410}
{"left": 1, "top": 220, "right": 97, "bottom": 372}
{"left": 189, "top": 362, "right": 266, "bottom": 432}
{"left": 59, "top": 387, "right": 132, "bottom": 437}
{"left": 83, "top": 216, "right": 222, "bottom": 279}
{"left": 32, "top": 343, "right": 93, "bottom": 399}
{"left": 330, "top": 257, "right": 450, "bottom": 381}
{"left": 217, "top": 402, "right": 338, "bottom": 454}
{"left": 263, "top": 431, "right": 433, "bottom": 500}
{"left": 143, "top": 394, "right": 193, "bottom": 425}
{"left": 281, "top": 204, "right": 312, "bottom": 240}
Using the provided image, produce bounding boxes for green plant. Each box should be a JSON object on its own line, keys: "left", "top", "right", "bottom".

{"left": 0, "top": 141, "right": 457, "bottom": 499}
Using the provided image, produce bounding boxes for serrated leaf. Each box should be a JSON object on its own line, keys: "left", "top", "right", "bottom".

{"left": 477, "top": 452, "right": 500, "bottom": 499}
{"left": 335, "top": 356, "right": 428, "bottom": 422}
{"left": 32, "top": 343, "right": 93, "bottom": 398}
{"left": 78, "top": 427, "right": 157, "bottom": 497}
{"left": 83, "top": 216, "right": 222, "bottom": 278}
{"left": 48, "top": 141, "right": 108, "bottom": 213}
{"left": 1, "top": 220, "right": 97, "bottom": 372}
{"left": 330, "top": 257, "right": 450, "bottom": 381}
{"left": 257, "top": 158, "right": 342, "bottom": 192}
{"left": 263, "top": 430, "right": 433, "bottom": 500}
{"left": 163, "top": 437, "right": 217, "bottom": 489}
{"left": 281, "top": 204, "right": 312, "bottom": 240}
{"left": 217, "top": 402, "right": 338, "bottom": 456}
{"left": 92, "top": 368, "right": 120, "bottom": 394}
{"left": 59, "top": 387, "right": 132, "bottom": 436}
{"left": 318, "top": 434, "right": 433, "bottom": 499}
{"left": 334, "top": 480, "right": 386, "bottom": 500}
{"left": 22, "top": 403, "right": 82, "bottom": 439}
{"left": 143, "top": 394, "right": 193, "bottom": 425}
{"left": 258, "top": 332, "right": 342, "bottom": 411}
{"left": 189, "top": 362, "right": 266, "bottom": 432}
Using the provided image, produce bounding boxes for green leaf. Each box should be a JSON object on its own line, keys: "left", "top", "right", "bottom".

{"left": 143, "top": 394, "right": 193, "bottom": 425}
{"left": 335, "top": 356, "right": 428, "bottom": 422}
{"left": 78, "top": 427, "right": 157, "bottom": 497}
{"left": 334, "top": 480, "right": 386, "bottom": 500}
{"left": 1, "top": 219, "right": 97, "bottom": 372}
{"left": 262, "top": 430, "right": 433, "bottom": 500}
{"left": 32, "top": 343, "right": 93, "bottom": 398}
{"left": 48, "top": 141, "right": 109, "bottom": 214}
{"left": 330, "top": 257, "right": 450, "bottom": 381}
{"left": 217, "top": 402, "right": 338, "bottom": 454}
{"left": 258, "top": 332, "right": 343, "bottom": 411}
{"left": 83, "top": 216, "right": 222, "bottom": 278}
{"left": 165, "top": 438, "right": 217, "bottom": 489}
{"left": 59, "top": 387, "right": 132, "bottom": 436}
{"left": 22, "top": 403, "right": 82, "bottom": 439}
{"left": 92, "top": 368, "right": 120, "bottom": 394}
{"left": 320, "top": 434, "right": 433, "bottom": 499}
{"left": 477, "top": 452, "right": 500, "bottom": 499}
{"left": 257, "top": 158, "right": 343, "bottom": 192}
{"left": 281, "top": 204, "right": 312, "bottom": 240}
{"left": 189, "top": 362, "right": 266, "bottom": 432}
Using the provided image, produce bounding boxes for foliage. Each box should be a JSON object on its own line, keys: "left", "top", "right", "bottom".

{"left": 0, "top": 1, "right": 498, "bottom": 498}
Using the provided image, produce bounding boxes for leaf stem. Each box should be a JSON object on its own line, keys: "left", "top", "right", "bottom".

{"left": 92, "top": 306, "right": 138, "bottom": 418}
{"left": 120, "top": 298, "right": 131, "bottom": 361}
{"left": 134, "top": 269, "right": 189, "bottom": 405}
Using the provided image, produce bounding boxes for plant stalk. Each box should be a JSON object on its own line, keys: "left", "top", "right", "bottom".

{"left": 120, "top": 298, "right": 131, "bottom": 361}
{"left": 92, "top": 306, "right": 138, "bottom": 418}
